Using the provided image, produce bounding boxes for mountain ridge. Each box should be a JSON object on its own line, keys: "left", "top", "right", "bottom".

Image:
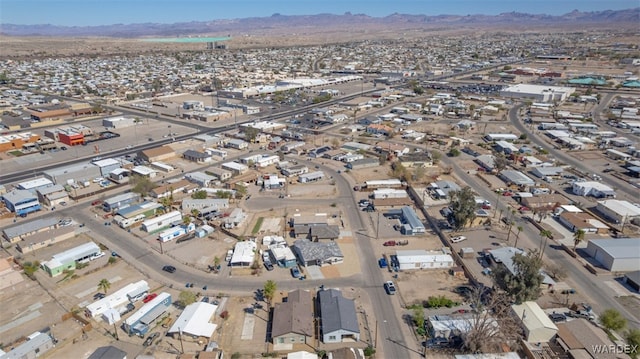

{"left": 1, "top": 8, "right": 638, "bottom": 37}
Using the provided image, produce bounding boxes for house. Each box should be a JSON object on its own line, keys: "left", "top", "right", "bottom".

{"left": 293, "top": 239, "right": 343, "bottom": 267}
{"left": 346, "top": 158, "right": 378, "bottom": 170}
{"left": 150, "top": 179, "right": 193, "bottom": 198}
{"left": 395, "top": 250, "right": 454, "bottom": 270}
{"left": 131, "top": 165, "right": 157, "bottom": 179}
{"left": 122, "top": 292, "right": 171, "bottom": 336}
{"left": 272, "top": 290, "right": 314, "bottom": 345}
{"left": 531, "top": 167, "right": 564, "bottom": 179}
{"left": 0, "top": 332, "right": 55, "bottom": 359}
{"left": 429, "top": 180, "right": 461, "bottom": 200}
{"left": 317, "top": 289, "right": 360, "bottom": 343}
{"left": 270, "top": 247, "right": 298, "bottom": 268}
{"left": 366, "top": 124, "right": 393, "bottom": 136}
{"left": 225, "top": 139, "right": 249, "bottom": 150}
{"left": 489, "top": 247, "right": 555, "bottom": 286}
{"left": 41, "top": 242, "right": 102, "bottom": 277}
{"left": 555, "top": 319, "right": 627, "bottom": 359}
{"left": 572, "top": 181, "right": 616, "bottom": 198}
{"left": 230, "top": 240, "right": 256, "bottom": 267}
{"left": 298, "top": 171, "right": 324, "bottom": 183}
{"left": 185, "top": 171, "right": 217, "bottom": 187}
{"left": 206, "top": 167, "right": 233, "bottom": 182}
{"left": 88, "top": 346, "right": 127, "bottom": 359}
{"left": 36, "top": 184, "right": 69, "bottom": 207}
{"left": 427, "top": 315, "right": 498, "bottom": 339}
{"left": 183, "top": 149, "right": 212, "bottom": 163}
{"left": 557, "top": 211, "right": 609, "bottom": 234}
{"left": 2, "top": 217, "right": 60, "bottom": 244}
{"left": 475, "top": 154, "right": 496, "bottom": 172}
{"left": 168, "top": 302, "right": 218, "bottom": 338}
{"left": 221, "top": 162, "right": 249, "bottom": 175}
{"left": 511, "top": 301, "right": 558, "bottom": 343}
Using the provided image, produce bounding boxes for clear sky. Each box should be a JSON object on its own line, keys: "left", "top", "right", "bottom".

{"left": 1, "top": 0, "right": 638, "bottom": 26}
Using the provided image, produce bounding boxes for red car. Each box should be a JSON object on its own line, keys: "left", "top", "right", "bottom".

{"left": 143, "top": 293, "right": 158, "bottom": 303}
{"left": 518, "top": 206, "right": 531, "bottom": 212}
{"left": 502, "top": 191, "right": 514, "bottom": 196}
{"left": 383, "top": 241, "right": 397, "bottom": 247}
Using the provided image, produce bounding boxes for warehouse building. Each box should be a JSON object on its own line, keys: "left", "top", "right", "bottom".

{"left": 500, "top": 84, "right": 575, "bottom": 103}
{"left": 584, "top": 238, "right": 640, "bottom": 272}
{"left": 1, "top": 190, "right": 41, "bottom": 216}
{"left": 41, "top": 242, "right": 102, "bottom": 277}
{"left": 44, "top": 162, "right": 101, "bottom": 185}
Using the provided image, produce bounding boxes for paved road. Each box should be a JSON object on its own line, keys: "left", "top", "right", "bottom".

{"left": 510, "top": 103, "right": 637, "bottom": 200}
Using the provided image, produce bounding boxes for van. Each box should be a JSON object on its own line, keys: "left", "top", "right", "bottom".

{"left": 531, "top": 188, "right": 550, "bottom": 195}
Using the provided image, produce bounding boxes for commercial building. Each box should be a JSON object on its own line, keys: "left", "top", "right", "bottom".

{"left": 511, "top": 301, "right": 558, "bottom": 343}
{"left": 102, "top": 116, "right": 136, "bottom": 129}
{"left": 395, "top": 250, "right": 454, "bottom": 270}
{"left": 41, "top": 242, "right": 102, "bottom": 277}
{"left": 317, "top": 289, "right": 360, "bottom": 343}
{"left": 139, "top": 146, "right": 175, "bottom": 163}
{"left": 3, "top": 217, "right": 60, "bottom": 243}
{"left": 1, "top": 190, "right": 41, "bottom": 216}
{"left": 346, "top": 158, "right": 379, "bottom": 170}
{"left": 596, "top": 200, "right": 640, "bottom": 224}
{"left": 500, "top": 84, "right": 575, "bottom": 103}
{"left": 92, "top": 158, "right": 121, "bottom": 177}
{"left": 85, "top": 280, "right": 149, "bottom": 318}
{"left": 0, "top": 331, "right": 55, "bottom": 359}
{"left": 141, "top": 211, "right": 182, "bottom": 233}
{"left": 584, "top": 238, "right": 640, "bottom": 272}
{"left": 272, "top": 290, "right": 314, "bottom": 345}
{"left": 102, "top": 192, "right": 140, "bottom": 212}
{"left": 572, "top": 182, "right": 616, "bottom": 198}
{"left": 0, "top": 132, "right": 40, "bottom": 152}
{"left": 44, "top": 162, "right": 102, "bottom": 186}
{"left": 16, "top": 178, "right": 54, "bottom": 194}
{"left": 185, "top": 171, "right": 217, "bottom": 187}
{"left": 168, "top": 302, "right": 218, "bottom": 338}
{"left": 123, "top": 292, "right": 171, "bottom": 336}
{"left": 36, "top": 185, "right": 69, "bottom": 207}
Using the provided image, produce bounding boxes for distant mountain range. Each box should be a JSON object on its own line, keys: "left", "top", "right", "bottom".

{"left": 1, "top": 8, "right": 638, "bottom": 37}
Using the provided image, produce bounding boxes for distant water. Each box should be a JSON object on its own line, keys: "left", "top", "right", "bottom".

{"left": 141, "top": 37, "right": 232, "bottom": 43}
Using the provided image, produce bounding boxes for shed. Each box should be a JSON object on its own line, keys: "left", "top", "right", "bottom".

{"left": 511, "top": 301, "right": 558, "bottom": 343}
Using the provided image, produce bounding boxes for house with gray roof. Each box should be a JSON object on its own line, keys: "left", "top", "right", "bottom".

{"left": 317, "top": 289, "right": 360, "bottom": 343}
{"left": 292, "top": 239, "right": 343, "bottom": 267}
{"left": 0, "top": 331, "right": 54, "bottom": 359}
{"left": 3, "top": 217, "right": 60, "bottom": 243}
{"left": 499, "top": 170, "right": 535, "bottom": 187}
{"left": 272, "top": 289, "right": 314, "bottom": 345}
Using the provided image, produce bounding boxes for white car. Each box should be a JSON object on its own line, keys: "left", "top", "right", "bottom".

{"left": 451, "top": 236, "right": 467, "bottom": 243}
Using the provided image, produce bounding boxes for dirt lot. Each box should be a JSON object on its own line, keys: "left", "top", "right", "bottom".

{"left": 397, "top": 269, "right": 469, "bottom": 308}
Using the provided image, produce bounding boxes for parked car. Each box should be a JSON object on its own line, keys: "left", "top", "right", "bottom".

{"left": 384, "top": 281, "right": 397, "bottom": 295}
{"left": 143, "top": 332, "right": 159, "bottom": 347}
{"left": 290, "top": 267, "right": 302, "bottom": 278}
{"left": 264, "top": 262, "right": 274, "bottom": 271}
{"left": 383, "top": 240, "right": 397, "bottom": 247}
{"left": 143, "top": 293, "right": 158, "bottom": 303}
{"left": 450, "top": 236, "right": 467, "bottom": 243}
{"left": 548, "top": 313, "right": 567, "bottom": 323}
{"left": 162, "top": 265, "right": 176, "bottom": 273}
{"left": 93, "top": 293, "right": 106, "bottom": 300}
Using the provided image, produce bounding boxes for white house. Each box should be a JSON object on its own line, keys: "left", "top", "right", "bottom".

{"left": 511, "top": 301, "right": 558, "bottom": 343}
{"left": 395, "top": 250, "right": 454, "bottom": 270}
{"left": 572, "top": 181, "right": 616, "bottom": 198}
{"left": 230, "top": 240, "right": 256, "bottom": 267}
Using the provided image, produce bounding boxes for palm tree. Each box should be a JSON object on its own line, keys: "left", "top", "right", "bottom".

{"left": 573, "top": 229, "right": 586, "bottom": 251}
{"left": 514, "top": 226, "right": 523, "bottom": 248}
{"left": 538, "top": 230, "right": 552, "bottom": 258}
{"left": 263, "top": 280, "right": 277, "bottom": 307}
{"left": 98, "top": 278, "right": 111, "bottom": 294}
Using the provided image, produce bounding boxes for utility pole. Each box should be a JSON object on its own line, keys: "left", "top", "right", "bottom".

{"left": 179, "top": 328, "right": 185, "bottom": 354}
{"left": 374, "top": 320, "right": 378, "bottom": 348}
{"left": 376, "top": 211, "right": 381, "bottom": 240}
{"left": 111, "top": 314, "right": 119, "bottom": 340}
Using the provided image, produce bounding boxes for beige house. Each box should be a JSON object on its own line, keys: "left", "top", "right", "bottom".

{"left": 272, "top": 289, "right": 314, "bottom": 346}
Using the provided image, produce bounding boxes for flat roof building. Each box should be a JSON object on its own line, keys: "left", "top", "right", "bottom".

{"left": 584, "top": 238, "right": 640, "bottom": 272}
{"left": 500, "top": 84, "right": 575, "bottom": 103}
{"left": 511, "top": 301, "right": 558, "bottom": 343}
{"left": 41, "top": 242, "right": 102, "bottom": 277}
{"left": 168, "top": 302, "right": 218, "bottom": 338}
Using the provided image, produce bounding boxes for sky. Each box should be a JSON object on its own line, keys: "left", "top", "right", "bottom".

{"left": 1, "top": 0, "right": 638, "bottom": 26}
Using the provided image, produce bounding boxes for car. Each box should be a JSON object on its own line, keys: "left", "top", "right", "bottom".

{"left": 383, "top": 240, "right": 397, "bottom": 246}
{"left": 518, "top": 206, "right": 530, "bottom": 212}
{"left": 162, "top": 265, "right": 176, "bottom": 273}
{"left": 201, "top": 296, "right": 209, "bottom": 303}
{"left": 143, "top": 332, "right": 159, "bottom": 347}
{"left": 603, "top": 168, "right": 614, "bottom": 173}
{"left": 148, "top": 138, "right": 153, "bottom": 141}
{"left": 502, "top": 191, "right": 514, "bottom": 196}
{"left": 384, "top": 281, "right": 397, "bottom": 295}
{"left": 264, "top": 262, "right": 274, "bottom": 271}
{"left": 143, "top": 293, "right": 158, "bottom": 303}
{"left": 93, "top": 293, "right": 106, "bottom": 300}
{"left": 290, "top": 267, "right": 302, "bottom": 278}
{"left": 60, "top": 201, "right": 67, "bottom": 206}
{"left": 92, "top": 200, "right": 103, "bottom": 206}
{"left": 451, "top": 236, "right": 467, "bottom": 243}
{"left": 60, "top": 146, "right": 67, "bottom": 150}
{"left": 548, "top": 313, "right": 567, "bottom": 323}
{"left": 358, "top": 200, "right": 370, "bottom": 207}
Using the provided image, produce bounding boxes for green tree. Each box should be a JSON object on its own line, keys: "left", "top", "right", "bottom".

{"left": 108, "top": 256, "right": 117, "bottom": 265}
{"left": 22, "top": 261, "right": 41, "bottom": 279}
{"left": 625, "top": 329, "right": 640, "bottom": 359}
{"left": 178, "top": 291, "right": 197, "bottom": 307}
{"left": 430, "top": 150, "right": 442, "bottom": 165}
{"left": 390, "top": 162, "right": 408, "bottom": 181}
{"left": 98, "top": 278, "right": 111, "bottom": 294}
{"left": 363, "top": 346, "right": 376, "bottom": 357}
{"left": 539, "top": 229, "right": 552, "bottom": 258}
{"left": 515, "top": 225, "right": 523, "bottom": 247}
{"left": 493, "top": 153, "right": 509, "bottom": 174}
{"left": 263, "top": 280, "right": 277, "bottom": 306}
{"left": 492, "top": 249, "right": 544, "bottom": 303}
{"left": 191, "top": 208, "right": 200, "bottom": 218}
{"left": 191, "top": 190, "right": 208, "bottom": 199}
{"left": 235, "top": 184, "right": 247, "bottom": 199}
{"left": 600, "top": 309, "right": 627, "bottom": 332}
{"left": 573, "top": 229, "right": 586, "bottom": 251}
{"left": 244, "top": 126, "right": 260, "bottom": 143}
{"left": 130, "top": 175, "right": 156, "bottom": 196}
{"left": 448, "top": 187, "right": 477, "bottom": 231}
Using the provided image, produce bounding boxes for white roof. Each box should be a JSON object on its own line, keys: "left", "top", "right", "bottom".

{"left": 395, "top": 250, "right": 453, "bottom": 263}
{"left": 93, "top": 158, "right": 120, "bottom": 167}
{"left": 222, "top": 161, "right": 248, "bottom": 170}
{"left": 287, "top": 352, "right": 318, "bottom": 359}
{"left": 44, "top": 242, "right": 100, "bottom": 268}
{"left": 502, "top": 83, "right": 574, "bottom": 95}
{"left": 18, "top": 177, "right": 53, "bottom": 189}
{"left": 231, "top": 240, "right": 257, "bottom": 264}
{"left": 85, "top": 280, "right": 149, "bottom": 317}
{"left": 132, "top": 165, "right": 157, "bottom": 176}
{"left": 271, "top": 246, "right": 296, "bottom": 261}
{"left": 512, "top": 301, "right": 557, "bottom": 333}
{"left": 168, "top": 302, "right": 218, "bottom": 337}
{"left": 598, "top": 200, "right": 640, "bottom": 217}
{"left": 560, "top": 205, "right": 583, "bottom": 213}
{"left": 573, "top": 181, "right": 614, "bottom": 191}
